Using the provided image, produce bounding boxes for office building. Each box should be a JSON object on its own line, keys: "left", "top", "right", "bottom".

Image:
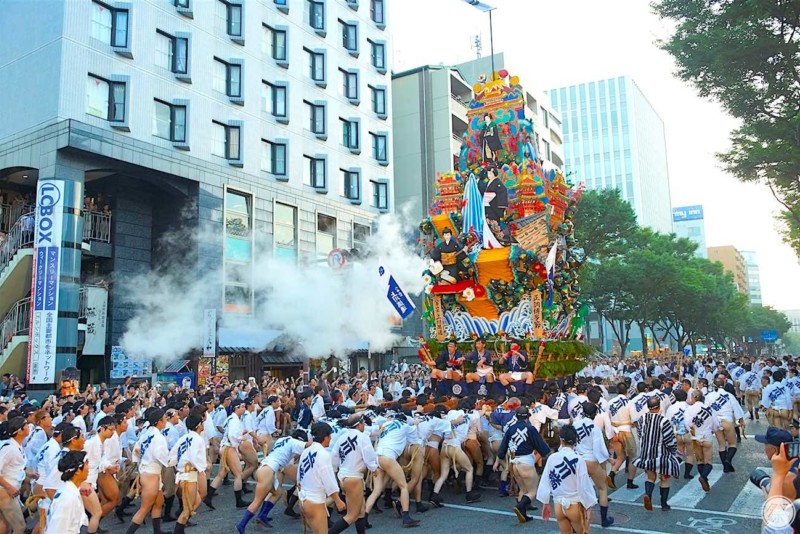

{"left": 707, "top": 246, "right": 749, "bottom": 294}
{"left": 548, "top": 76, "right": 673, "bottom": 233}
{"left": 672, "top": 205, "right": 707, "bottom": 258}
{"left": 740, "top": 250, "right": 763, "bottom": 305}
{"left": 0, "top": 0, "right": 391, "bottom": 388}
{"left": 782, "top": 310, "right": 800, "bottom": 334}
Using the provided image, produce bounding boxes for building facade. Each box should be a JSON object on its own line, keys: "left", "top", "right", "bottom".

{"left": 707, "top": 246, "right": 749, "bottom": 295}
{"left": 782, "top": 310, "right": 800, "bottom": 334}
{"left": 672, "top": 205, "right": 707, "bottom": 258}
{"left": 0, "top": 0, "right": 392, "bottom": 390}
{"left": 547, "top": 76, "right": 673, "bottom": 233}
{"left": 740, "top": 250, "right": 763, "bottom": 306}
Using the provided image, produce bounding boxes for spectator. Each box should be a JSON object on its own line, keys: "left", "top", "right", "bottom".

{"left": 756, "top": 427, "right": 797, "bottom": 499}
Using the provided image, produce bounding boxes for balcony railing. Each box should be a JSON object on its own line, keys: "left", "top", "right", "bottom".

{"left": 0, "top": 211, "right": 34, "bottom": 276}
{"left": 450, "top": 93, "right": 469, "bottom": 115}
{"left": 1, "top": 298, "right": 29, "bottom": 352}
{"left": 452, "top": 132, "right": 464, "bottom": 143}
{"left": 83, "top": 211, "right": 111, "bottom": 243}
{"left": 0, "top": 202, "right": 34, "bottom": 233}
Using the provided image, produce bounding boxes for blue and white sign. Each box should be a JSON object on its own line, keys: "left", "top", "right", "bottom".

{"left": 672, "top": 205, "right": 704, "bottom": 222}
{"left": 378, "top": 263, "right": 415, "bottom": 319}
{"left": 761, "top": 330, "right": 779, "bottom": 343}
{"left": 27, "top": 180, "right": 64, "bottom": 384}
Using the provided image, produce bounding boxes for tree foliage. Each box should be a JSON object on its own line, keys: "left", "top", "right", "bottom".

{"left": 653, "top": 0, "right": 800, "bottom": 257}
{"left": 572, "top": 189, "right": 639, "bottom": 261}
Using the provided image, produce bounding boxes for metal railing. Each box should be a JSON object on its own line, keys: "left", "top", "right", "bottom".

{"left": 451, "top": 93, "right": 469, "bottom": 114}
{"left": 0, "top": 211, "right": 34, "bottom": 276}
{"left": 452, "top": 132, "right": 464, "bottom": 143}
{"left": 0, "top": 202, "right": 34, "bottom": 233}
{"left": 1, "top": 298, "right": 30, "bottom": 352}
{"left": 83, "top": 211, "right": 112, "bottom": 243}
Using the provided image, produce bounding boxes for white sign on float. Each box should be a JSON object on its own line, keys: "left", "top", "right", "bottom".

{"left": 203, "top": 309, "right": 216, "bottom": 357}
{"left": 28, "top": 180, "right": 65, "bottom": 385}
{"left": 83, "top": 286, "right": 108, "bottom": 355}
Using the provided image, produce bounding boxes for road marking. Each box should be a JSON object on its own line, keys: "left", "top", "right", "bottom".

{"left": 442, "top": 503, "right": 674, "bottom": 534}
{"left": 726, "top": 478, "right": 765, "bottom": 517}
{"left": 608, "top": 472, "right": 647, "bottom": 502}
{"left": 610, "top": 498, "right": 763, "bottom": 520}
{"left": 669, "top": 468, "right": 724, "bottom": 507}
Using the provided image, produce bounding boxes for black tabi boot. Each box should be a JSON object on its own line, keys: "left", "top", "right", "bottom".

{"left": 152, "top": 517, "right": 163, "bottom": 534}
{"left": 726, "top": 447, "right": 737, "bottom": 472}
{"left": 607, "top": 470, "right": 617, "bottom": 489}
{"left": 364, "top": 513, "right": 373, "bottom": 529}
{"left": 513, "top": 495, "right": 532, "bottom": 523}
{"left": 328, "top": 517, "right": 351, "bottom": 534}
{"left": 401, "top": 511, "right": 420, "bottom": 528}
{"left": 626, "top": 478, "right": 639, "bottom": 489}
{"left": 643, "top": 481, "right": 655, "bottom": 511}
{"left": 163, "top": 496, "right": 177, "bottom": 522}
{"left": 600, "top": 505, "right": 615, "bottom": 527}
{"left": 684, "top": 462, "right": 694, "bottom": 479}
{"left": 735, "top": 426, "right": 741, "bottom": 443}
{"left": 235, "top": 490, "right": 250, "bottom": 509}
{"left": 660, "top": 486, "right": 671, "bottom": 511}
{"left": 355, "top": 517, "right": 367, "bottom": 534}
{"left": 465, "top": 490, "right": 481, "bottom": 504}
{"left": 125, "top": 522, "right": 142, "bottom": 534}
{"left": 203, "top": 485, "right": 217, "bottom": 510}
{"left": 415, "top": 501, "right": 429, "bottom": 514}
{"left": 285, "top": 490, "right": 301, "bottom": 518}
{"left": 116, "top": 496, "right": 133, "bottom": 522}
{"left": 172, "top": 523, "right": 186, "bottom": 534}
{"left": 429, "top": 492, "right": 443, "bottom": 508}
{"left": 383, "top": 488, "right": 394, "bottom": 508}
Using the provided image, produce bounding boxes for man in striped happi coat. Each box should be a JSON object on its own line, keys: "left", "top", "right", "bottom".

{"left": 633, "top": 396, "right": 680, "bottom": 512}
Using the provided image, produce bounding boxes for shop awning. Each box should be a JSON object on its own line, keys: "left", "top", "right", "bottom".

{"left": 162, "top": 359, "right": 191, "bottom": 372}
{"left": 218, "top": 327, "right": 283, "bottom": 354}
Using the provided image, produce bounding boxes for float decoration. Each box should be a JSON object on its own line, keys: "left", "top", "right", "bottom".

{"left": 419, "top": 70, "right": 593, "bottom": 376}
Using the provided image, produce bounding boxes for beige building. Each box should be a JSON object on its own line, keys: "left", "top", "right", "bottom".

{"left": 707, "top": 246, "right": 749, "bottom": 294}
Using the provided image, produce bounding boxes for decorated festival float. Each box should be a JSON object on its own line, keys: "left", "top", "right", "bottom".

{"left": 417, "top": 70, "right": 593, "bottom": 397}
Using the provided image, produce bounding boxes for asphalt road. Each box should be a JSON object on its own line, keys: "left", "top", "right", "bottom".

{"left": 99, "top": 419, "right": 774, "bottom": 534}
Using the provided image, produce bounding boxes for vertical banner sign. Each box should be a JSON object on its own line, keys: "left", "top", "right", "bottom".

{"left": 82, "top": 287, "right": 108, "bottom": 355}
{"left": 378, "top": 263, "right": 416, "bottom": 319}
{"left": 531, "top": 291, "right": 544, "bottom": 338}
{"left": 203, "top": 309, "right": 217, "bottom": 357}
{"left": 433, "top": 295, "right": 446, "bottom": 341}
{"left": 27, "top": 180, "right": 64, "bottom": 385}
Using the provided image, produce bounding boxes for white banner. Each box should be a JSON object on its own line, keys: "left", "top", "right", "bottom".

{"left": 203, "top": 309, "right": 216, "bottom": 357}
{"left": 28, "top": 180, "right": 65, "bottom": 384}
{"left": 83, "top": 287, "right": 108, "bottom": 355}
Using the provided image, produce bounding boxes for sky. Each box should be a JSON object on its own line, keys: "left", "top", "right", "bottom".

{"left": 388, "top": 0, "right": 800, "bottom": 311}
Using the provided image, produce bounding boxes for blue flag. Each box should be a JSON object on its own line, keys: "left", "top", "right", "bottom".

{"left": 379, "top": 264, "right": 416, "bottom": 319}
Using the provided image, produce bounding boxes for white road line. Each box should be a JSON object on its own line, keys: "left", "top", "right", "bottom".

{"left": 610, "top": 498, "right": 762, "bottom": 520}
{"left": 608, "top": 472, "right": 646, "bottom": 502}
{"left": 442, "top": 503, "right": 674, "bottom": 534}
{"left": 726, "top": 482, "right": 763, "bottom": 517}
{"left": 669, "top": 468, "right": 724, "bottom": 507}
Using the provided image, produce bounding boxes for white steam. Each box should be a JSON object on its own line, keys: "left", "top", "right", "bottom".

{"left": 118, "top": 209, "right": 426, "bottom": 365}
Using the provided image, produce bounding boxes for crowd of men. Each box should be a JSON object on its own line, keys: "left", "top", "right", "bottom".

{"left": 0, "top": 345, "right": 796, "bottom": 534}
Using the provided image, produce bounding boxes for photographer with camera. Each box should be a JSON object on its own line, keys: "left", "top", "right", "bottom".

{"left": 753, "top": 427, "right": 800, "bottom": 533}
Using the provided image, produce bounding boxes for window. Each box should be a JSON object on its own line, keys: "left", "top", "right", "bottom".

{"left": 370, "top": 0, "right": 384, "bottom": 24}
{"left": 304, "top": 156, "right": 326, "bottom": 189}
{"left": 219, "top": 0, "right": 242, "bottom": 38}
{"left": 372, "top": 181, "right": 388, "bottom": 210}
{"left": 263, "top": 82, "right": 287, "bottom": 118}
{"left": 341, "top": 169, "right": 360, "bottom": 201}
{"left": 371, "top": 132, "right": 388, "bottom": 162}
{"left": 274, "top": 203, "right": 297, "bottom": 261}
{"left": 542, "top": 139, "right": 551, "bottom": 160}
{"left": 341, "top": 21, "right": 357, "bottom": 51}
{"left": 307, "top": 49, "right": 325, "bottom": 82}
{"left": 155, "top": 31, "right": 188, "bottom": 74}
{"left": 370, "top": 40, "right": 385, "bottom": 69}
{"left": 316, "top": 214, "right": 336, "bottom": 259}
{"left": 341, "top": 119, "right": 359, "bottom": 149}
{"left": 370, "top": 86, "right": 386, "bottom": 115}
{"left": 308, "top": 1, "right": 324, "bottom": 31}
{"left": 214, "top": 58, "right": 242, "bottom": 98}
{"left": 175, "top": 0, "right": 189, "bottom": 7}
{"left": 213, "top": 121, "right": 241, "bottom": 160}
{"left": 86, "top": 74, "right": 125, "bottom": 122}
{"left": 306, "top": 102, "right": 326, "bottom": 135}
{"left": 91, "top": 1, "right": 128, "bottom": 48}
{"left": 353, "top": 223, "right": 370, "bottom": 250}
{"left": 263, "top": 140, "right": 287, "bottom": 176}
{"left": 224, "top": 189, "right": 252, "bottom": 314}
{"left": 264, "top": 26, "right": 287, "bottom": 61}
{"left": 152, "top": 100, "right": 186, "bottom": 142}
{"left": 342, "top": 70, "right": 358, "bottom": 100}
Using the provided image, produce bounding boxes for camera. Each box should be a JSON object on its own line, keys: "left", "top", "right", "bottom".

{"left": 750, "top": 468, "right": 771, "bottom": 491}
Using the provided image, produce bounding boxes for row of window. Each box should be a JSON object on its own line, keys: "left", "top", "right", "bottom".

{"left": 91, "top": 0, "right": 386, "bottom": 60}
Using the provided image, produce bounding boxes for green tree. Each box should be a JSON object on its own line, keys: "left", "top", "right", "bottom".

{"left": 573, "top": 189, "right": 639, "bottom": 261}
{"left": 784, "top": 332, "right": 800, "bottom": 355}
{"left": 582, "top": 258, "right": 638, "bottom": 356}
{"left": 653, "top": 0, "right": 800, "bottom": 256}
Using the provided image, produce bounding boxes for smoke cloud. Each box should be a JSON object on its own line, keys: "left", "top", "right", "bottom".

{"left": 118, "top": 207, "right": 426, "bottom": 366}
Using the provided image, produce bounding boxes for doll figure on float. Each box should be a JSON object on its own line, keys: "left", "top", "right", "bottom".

{"left": 478, "top": 164, "right": 510, "bottom": 247}
{"left": 481, "top": 113, "right": 502, "bottom": 162}
{"left": 429, "top": 227, "right": 468, "bottom": 284}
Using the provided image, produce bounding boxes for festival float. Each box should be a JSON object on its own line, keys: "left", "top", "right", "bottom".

{"left": 417, "top": 70, "right": 593, "bottom": 395}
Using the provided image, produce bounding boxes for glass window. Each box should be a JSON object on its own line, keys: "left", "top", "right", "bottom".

{"left": 155, "top": 31, "right": 173, "bottom": 70}
{"left": 370, "top": 41, "right": 385, "bottom": 69}
{"left": 86, "top": 75, "right": 110, "bottom": 120}
{"left": 274, "top": 203, "right": 297, "bottom": 260}
{"left": 372, "top": 181, "right": 387, "bottom": 209}
{"left": 371, "top": 133, "right": 387, "bottom": 162}
{"left": 226, "top": 125, "right": 240, "bottom": 160}
{"left": 271, "top": 28, "right": 286, "bottom": 60}
{"left": 212, "top": 122, "right": 226, "bottom": 158}
{"left": 370, "top": 0, "right": 384, "bottom": 24}
{"left": 213, "top": 59, "right": 227, "bottom": 93}
{"left": 342, "top": 70, "right": 358, "bottom": 99}
{"left": 91, "top": 1, "right": 113, "bottom": 43}
{"left": 173, "top": 37, "right": 188, "bottom": 73}
{"left": 113, "top": 9, "right": 128, "bottom": 47}
{"left": 371, "top": 86, "right": 386, "bottom": 114}
{"left": 316, "top": 214, "right": 336, "bottom": 259}
{"left": 308, "top": 50, "right": 325, "bottom": 81}
{"left": 272, "top": 85, "right": 286, "bottom": 117}
{"left": 342, "top": 21, "right": 357, "bottom": 50}
{"left": 153, "top": 100, "right": 171, "bottom": 139}
{"left": 227, "top": 3, "right": 242, "bottom": 37}
{"left": 311, "top": 158, "right": 325, "bottom": 188}
{"left": 224, "top": 285, "right": 251, "bottom": 314}
{"left": 342, "top": 170, "right": 360, "bottom": 200}
{"left": 308, "top": 102, "right": 325, "bottom": 134}
{"left": 309, "top": 1, "right": 324, "bottom": 30}
{"left": 264, "top": 141, "right": 286, "bottom": 175}
{"left": 341, "top": 119, "right": 359, "bottom": 149}
{"left": 227, "top": 64, "right": 241, "bottom": 97}
{"left": 353, "top": 223, "right": 370, "bottom": 250}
